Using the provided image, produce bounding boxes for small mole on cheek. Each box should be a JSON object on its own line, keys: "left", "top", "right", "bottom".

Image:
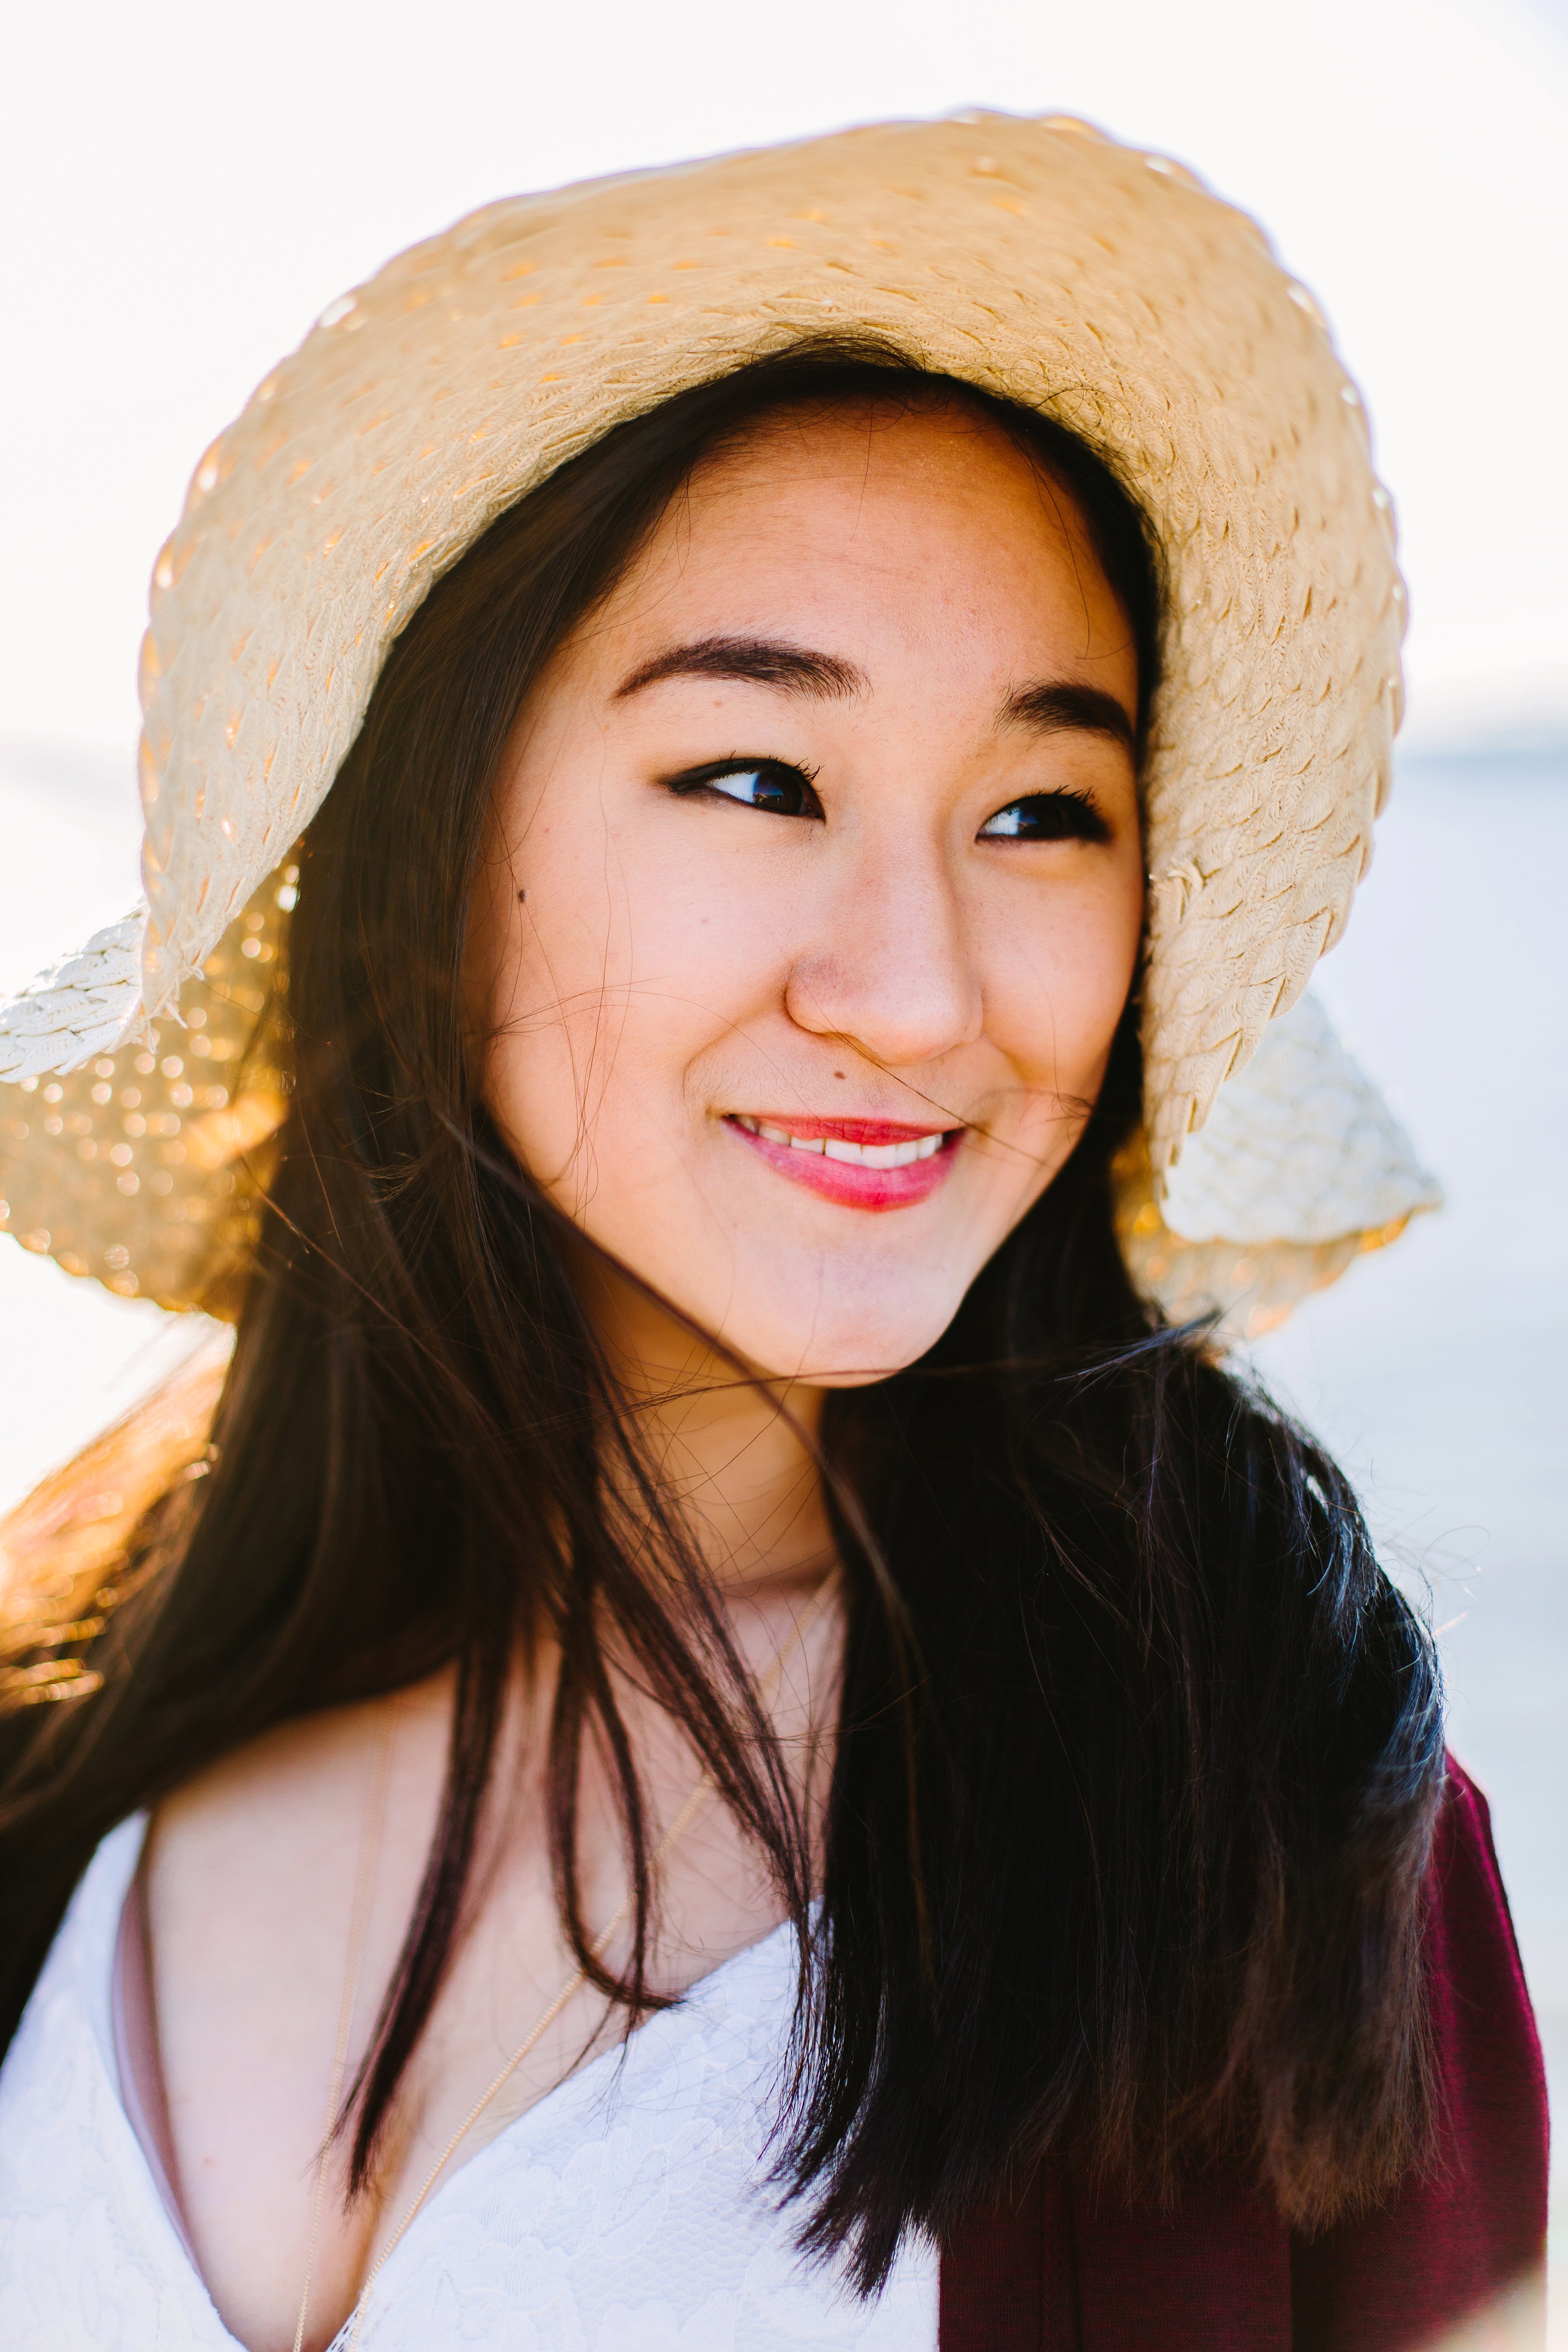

{"left": 834, "top": 1070, "right": 846, "bottom": 1080}
{"left": 517, "top": 888, "right": 527, "bottom": 904}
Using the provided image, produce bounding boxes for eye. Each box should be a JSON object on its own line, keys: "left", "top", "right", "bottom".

{"left": 978, "top": 791, "right": 1110, "bottom": 845}
{"left": 667, "top": 759, "right": 824, "bottom": 819}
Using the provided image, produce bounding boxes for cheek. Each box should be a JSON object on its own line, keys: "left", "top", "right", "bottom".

{"left": 478, "top": 790, "right": 786, "bottom": 1198}
{"left": 482, "top": 835, "right": 632, "bottom": 1188}
{"left": 986, "top": 864, "right": 1143, "bottom": 1109}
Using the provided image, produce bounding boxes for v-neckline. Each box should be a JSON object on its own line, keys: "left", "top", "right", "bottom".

{"left": 103, "top": 1813, "right": 797, "bottom": 2345}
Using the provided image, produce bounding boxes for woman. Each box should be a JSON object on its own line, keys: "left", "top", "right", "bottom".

{"left": 0, "top": 114, "right": 1547, "bottom": 2350}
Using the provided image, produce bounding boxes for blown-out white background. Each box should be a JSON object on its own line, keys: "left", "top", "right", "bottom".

{"left": 3, "top": 0, "right": 1565, "bottom": 2323}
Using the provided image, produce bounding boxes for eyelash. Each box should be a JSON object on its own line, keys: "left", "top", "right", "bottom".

{"left": 978, "top": 789, "right": 1111, "bottom": 846}
{"left": 664, "top": 763, "right": 1110, "bottom": 845}
{"left": 665, "top": 759, "right": 826, "bottom": 818}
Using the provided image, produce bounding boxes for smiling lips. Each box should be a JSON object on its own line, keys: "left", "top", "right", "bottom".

{"left": 728, "top": 1114, "right": 961, "bottom": 1210}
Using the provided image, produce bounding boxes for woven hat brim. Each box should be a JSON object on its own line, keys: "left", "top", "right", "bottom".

{"left": 0, "top": 109, "right": 1422, "bottom": 1324}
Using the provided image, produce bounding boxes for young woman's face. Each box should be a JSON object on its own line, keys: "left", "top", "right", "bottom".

{"left": 475, "top": 396, "right": 1145, "bottom": 1384}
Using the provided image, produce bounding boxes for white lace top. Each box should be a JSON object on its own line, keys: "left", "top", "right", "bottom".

{"left": 0, "top": 1816, "right": 939, "bottom": 2351}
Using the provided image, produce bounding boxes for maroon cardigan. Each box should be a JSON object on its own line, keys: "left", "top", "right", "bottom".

{"left": 939, "top": 1762, "right": 1550, "bottom": 2350}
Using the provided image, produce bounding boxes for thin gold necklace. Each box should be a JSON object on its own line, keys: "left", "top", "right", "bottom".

{"left": 291, "top": 1572, "right": 840, "bottom": 2352}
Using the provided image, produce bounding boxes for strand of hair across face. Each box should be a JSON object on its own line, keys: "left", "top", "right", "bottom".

{"left": 310, "top": 1568, "right": 841, "bottom": 2352}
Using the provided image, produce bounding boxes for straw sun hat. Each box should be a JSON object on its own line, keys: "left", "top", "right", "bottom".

{"left": 0, "top": 111, "right": 1438, "bottom": 1339}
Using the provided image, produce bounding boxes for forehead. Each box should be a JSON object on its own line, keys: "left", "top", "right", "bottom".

{"left": 587, "top": 393, "right": 1127, "bottom": 668}
{"left": 679, "top": 392, "right": 1082, "bottom": 538}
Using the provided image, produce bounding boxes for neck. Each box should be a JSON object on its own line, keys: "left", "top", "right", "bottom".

{"left": 576, "top": 1249, "right": 835, "bottom": 1600}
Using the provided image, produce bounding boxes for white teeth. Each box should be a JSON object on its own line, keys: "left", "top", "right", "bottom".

{"left": 733, "top": 1117, "right": 951, "bottom": 1165}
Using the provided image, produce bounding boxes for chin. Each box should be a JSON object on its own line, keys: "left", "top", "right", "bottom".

{"left": 720, "top": 1287, "right": 964, "bottom": 1390}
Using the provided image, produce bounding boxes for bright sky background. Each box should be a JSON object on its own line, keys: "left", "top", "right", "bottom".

{"left": 2, "top": 0, "right": 1564, "bottom": 812}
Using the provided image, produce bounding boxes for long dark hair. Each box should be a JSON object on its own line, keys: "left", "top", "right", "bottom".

{"left": 0, "top": 345, "right": 1443, "bottom": 2284}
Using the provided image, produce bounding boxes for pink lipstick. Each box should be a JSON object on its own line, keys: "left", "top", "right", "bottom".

{"left": 725, "top": 1114, "right": 962, "bottom": 1210}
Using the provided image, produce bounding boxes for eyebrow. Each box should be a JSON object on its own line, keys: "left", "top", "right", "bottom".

{"left": 614, "top": 635, "right": 866, "bottom": 702}
{"left": 1000, "top": 680, "right": 1137, "bottom": 752}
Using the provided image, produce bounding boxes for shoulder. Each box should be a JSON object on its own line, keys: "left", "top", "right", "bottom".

{"left": 1423, "top": 1758, "right": 1547, "bottom": 2215}
{"left": 1419, "top": 1757, "right": 1546, "bottom": 2187}
{"left": 143, "top": 1671, "right": 452, "bottom": 1993}
{"left": 939, "top": 1761, "right": 1550, "bottom": 2351}
{"left": 1426, "top": 1756, "right": 1527, "bottom": 1970}
{"left": 1289, "top": 1756, "right": 1549, "bottom": 2349}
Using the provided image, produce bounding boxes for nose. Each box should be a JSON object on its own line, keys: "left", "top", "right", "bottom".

{"left": 783, "top": 824, "right": 983, "bottom": 1073}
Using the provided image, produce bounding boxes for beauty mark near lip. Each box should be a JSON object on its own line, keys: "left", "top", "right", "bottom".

{"left": 726, "top": 1113, "right": 962, "bottom": 1210}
